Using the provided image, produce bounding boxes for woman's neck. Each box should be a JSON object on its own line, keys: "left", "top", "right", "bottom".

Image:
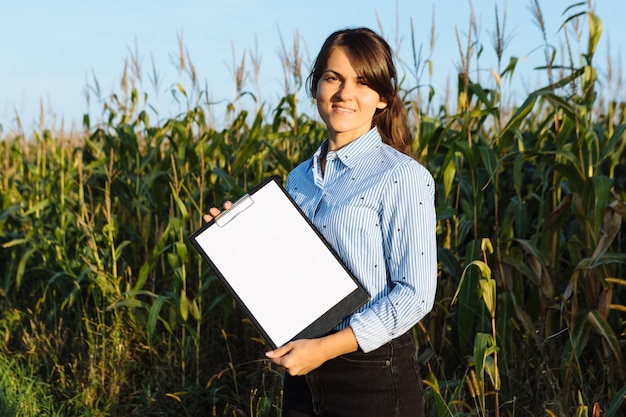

{"left": 327, "top": 130, "right": 363, "bottom": 151}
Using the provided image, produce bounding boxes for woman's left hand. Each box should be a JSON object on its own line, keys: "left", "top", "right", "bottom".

{"left": 265, "top": 327, "right": 358, "bottom": 376}
{"left": 266, "top": 338, "right": 326, "bottom": 376}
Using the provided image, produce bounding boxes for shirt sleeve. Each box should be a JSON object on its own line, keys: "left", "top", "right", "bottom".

{"left": 348, "top": 160, "right": 437, "bottom": 353}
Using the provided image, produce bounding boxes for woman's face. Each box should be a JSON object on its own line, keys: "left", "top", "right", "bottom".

{"left": 314, "top": 46, "right": 387, "bottom": 149}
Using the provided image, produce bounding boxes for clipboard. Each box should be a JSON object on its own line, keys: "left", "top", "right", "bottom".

{"left": 189, "top": 176, "right": 370, "bottom": 349}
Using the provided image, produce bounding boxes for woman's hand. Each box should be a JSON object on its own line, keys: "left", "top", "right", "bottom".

{"left": 203, "top": 201, "right": 232, "bottom": 223}
{"left": 265, "top": 327, "right": 358, "bottom": 376}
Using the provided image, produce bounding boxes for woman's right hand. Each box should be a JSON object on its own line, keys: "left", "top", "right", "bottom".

{"left": 203, "top": 201, "right": 233, "bottom": 223}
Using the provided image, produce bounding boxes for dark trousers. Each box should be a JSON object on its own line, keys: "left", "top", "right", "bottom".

{"left": 282, "top": 332, "right": 424, "bottom": 417}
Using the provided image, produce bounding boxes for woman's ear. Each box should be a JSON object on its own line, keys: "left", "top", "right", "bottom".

{"left": 376, "top": 99, "right": 388, "bottom": 110}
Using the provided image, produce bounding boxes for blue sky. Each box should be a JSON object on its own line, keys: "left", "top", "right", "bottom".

{"left": 1, "top": 0, "right": 624, "bottom": 132}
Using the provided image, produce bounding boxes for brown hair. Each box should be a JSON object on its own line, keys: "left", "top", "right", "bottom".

{"left": 307, "top": 27, "right": 413, "bottom": 155}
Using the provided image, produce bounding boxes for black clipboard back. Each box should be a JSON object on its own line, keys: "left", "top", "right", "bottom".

{"left": 189, "top": 177, "right": 369, "bottom": 348}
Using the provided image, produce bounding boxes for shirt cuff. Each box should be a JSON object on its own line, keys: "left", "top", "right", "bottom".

{"left": 348, "top": 309, "right": 391, "bottom": 353}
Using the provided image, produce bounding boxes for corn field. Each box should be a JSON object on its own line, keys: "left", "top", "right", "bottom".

{"left": 1, "top": 3, "right": 625, "bottom": 417}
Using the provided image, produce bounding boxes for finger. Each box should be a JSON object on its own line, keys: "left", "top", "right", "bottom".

{"left": 271, "top": 355, "right": 288, "bottom": 370}
{"left": 208, "top": 207, "right": 221, "bottom": 217}
{"left": 223, "top": 200, "right": 233, "bottom": 210}
{"left": 265, "top": 343, "right": 292, "bottom": 359}
{"left": 203, "top": 214, "right": 212, "bottom": 223}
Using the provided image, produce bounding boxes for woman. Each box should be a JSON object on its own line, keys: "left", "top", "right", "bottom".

{"left": 208, "top": 27, "right": 437, "bottom": 417}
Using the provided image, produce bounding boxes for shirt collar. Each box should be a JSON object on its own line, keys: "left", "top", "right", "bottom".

{"left": 315, "top": 127, "right": 382, "bottom": 170}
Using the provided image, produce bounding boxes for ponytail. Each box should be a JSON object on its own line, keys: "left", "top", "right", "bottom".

{"left": 374, "top": 93, "right": 413, "bottom": 157}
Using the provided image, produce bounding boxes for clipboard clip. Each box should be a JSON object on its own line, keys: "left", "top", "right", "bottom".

{"left": 215, "top": 194, "right": 254, "bottom": 227}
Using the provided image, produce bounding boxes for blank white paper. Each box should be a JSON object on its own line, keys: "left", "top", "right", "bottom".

{"left": 193, "top": 179, "right": 359, "bottom": 347}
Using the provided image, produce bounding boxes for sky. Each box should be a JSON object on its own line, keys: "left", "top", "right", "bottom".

{"left": 1, "top": 0, "right": 624, "bottom": 133}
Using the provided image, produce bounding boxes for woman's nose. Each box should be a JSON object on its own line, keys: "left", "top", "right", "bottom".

{"left": 335, "top": 82, "right": 354, "bottom": 100}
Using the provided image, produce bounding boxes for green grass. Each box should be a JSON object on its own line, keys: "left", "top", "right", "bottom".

{"left": 0, "top": 355, "right": 62, "bottom": 417}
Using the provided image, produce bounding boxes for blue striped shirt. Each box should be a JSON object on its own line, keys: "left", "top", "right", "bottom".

{"left": 286, "top": 127, "right": 437, "bottom": 353}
